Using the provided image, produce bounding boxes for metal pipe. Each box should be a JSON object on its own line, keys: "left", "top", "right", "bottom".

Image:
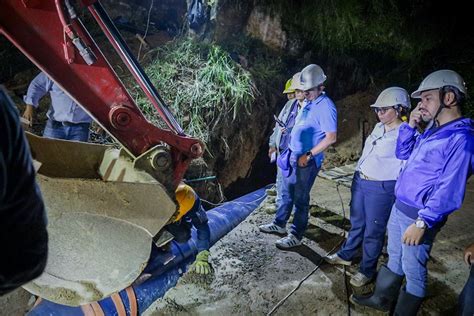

{"left": 28, "top": 186, "right": 269, "bottom": 315}
{"left": 87, "top": 1, "right": 184, "bottom": 135}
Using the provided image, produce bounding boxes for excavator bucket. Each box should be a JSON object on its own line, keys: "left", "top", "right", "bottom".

{"left": 24, "top": 133, "right": 177, "bottom": 306}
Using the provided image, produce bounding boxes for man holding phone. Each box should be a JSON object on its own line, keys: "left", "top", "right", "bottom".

{"left": 352, "top": 70, "right": 474, "bottom": 315}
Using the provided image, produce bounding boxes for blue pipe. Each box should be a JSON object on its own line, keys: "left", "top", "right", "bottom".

{"left": 28, "top": 186, "right": 268, "bottom": 315}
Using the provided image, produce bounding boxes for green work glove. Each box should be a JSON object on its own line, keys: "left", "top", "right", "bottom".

{"left": 190, "top": 250, "right": 211, "bottom": 275}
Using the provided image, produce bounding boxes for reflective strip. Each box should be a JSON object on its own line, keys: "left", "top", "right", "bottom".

{"left": 126, "top": 287, "right": 138, "bottom": 316}
{"left": 111, "top": 293, "right": 126, "bottom": 316}
{"left": 33, "top": 298, "right": 42, "bottom": 307}
{"left": 81, "top": 304, "right": 95, "bottom": 316}
{"left": 91, "top": 302, "right": 105, "bottom": 316}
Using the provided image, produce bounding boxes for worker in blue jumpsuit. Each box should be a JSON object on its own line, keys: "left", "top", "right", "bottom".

{"left": 22, "top": 71, "right": 92, "bottom": 142}
{"left": 166, "top": 184, "right": 212, "bottom": 274}
{"left": 260, "top": 64, "right": 337, "bottom": 249}
{"left": 351, "top": 70, "right": 474, "bottom": 315}
{"left": 0, "top": 85, "right": 48, "bottom": 295}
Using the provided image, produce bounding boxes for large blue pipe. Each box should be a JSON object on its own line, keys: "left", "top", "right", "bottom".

{"left": 28, "top": 186, "right": 268, "bottom": 315}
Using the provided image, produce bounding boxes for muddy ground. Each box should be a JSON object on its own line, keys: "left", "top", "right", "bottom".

{"left": 143, "top": 176, "right": 473, "bottom": 316}
{"left": 1, "top": 176, "right": 472, "bottom": 315}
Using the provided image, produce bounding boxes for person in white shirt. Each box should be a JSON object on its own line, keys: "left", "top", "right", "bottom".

{"left": 325, "top": 87, "right": 410, "bottom": 287}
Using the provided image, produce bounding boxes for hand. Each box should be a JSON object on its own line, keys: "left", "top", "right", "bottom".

{"left": 402, "top": 223, "right": 425, "bottom": 246}
{"left": 297, "top": 154, "right": 310, "bottom": 167}
{"left": 268, "top": 147, "right": 277, "bottom": 159}
{"left": 189, "top": 250, "right": 212, "bottom": 275}
{"left": 464, "top": 243, "right": 474, "bottom": 266}
{"left": 22, "top": 105, "right": 34, "bottom": 126}
{"left": 408, "top": 102, "right": 422, "bottom": 129}
{"left": 280, "top": 127, "right": 288, "bottom": 134}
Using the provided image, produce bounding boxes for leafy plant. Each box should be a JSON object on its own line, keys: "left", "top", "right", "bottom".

{"left": 132, "top": 38, "right": 258, "bottom": 145}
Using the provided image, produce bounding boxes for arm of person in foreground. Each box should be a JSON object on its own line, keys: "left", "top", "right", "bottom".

{"left": 0, "top": 91, "right": 48, "bottom": 295}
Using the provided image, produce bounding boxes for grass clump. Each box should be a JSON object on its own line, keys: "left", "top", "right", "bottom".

{"left": 133, "top": 38, "right": 258, "bottom": 145}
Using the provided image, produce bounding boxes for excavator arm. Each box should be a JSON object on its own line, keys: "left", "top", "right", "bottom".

{"left": 0, "top": 0, "right": 205, "bottom": 306}
{"left": 0, "top": 0, "right": 203, "bottom": 191}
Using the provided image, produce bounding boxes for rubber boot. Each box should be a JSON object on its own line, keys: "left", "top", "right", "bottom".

{"left": 350, "top": 265, "right": 404, "bottom": 312}
{"left": 393, "top": 288, "right": 423, "bottom": 316}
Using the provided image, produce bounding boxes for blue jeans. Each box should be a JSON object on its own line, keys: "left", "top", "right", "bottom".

{"left": 458, "top": 266, "right": 474, "bottom": 316}
{"left": 43, "top": 119, "right": 90, "bottom": 142}
{"left": 387, "top": 205, "right": 442, "bottom": 297}
{"left": 337, "top": 173, "right": 395, "bottom": 278}
{"left": 274, "top": 155, "right": 319, "bottom": 240}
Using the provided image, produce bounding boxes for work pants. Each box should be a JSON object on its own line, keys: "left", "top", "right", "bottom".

{"left": 387, "top": 205, "right": 443, "bottom": 297}
{"left": 458, "top": 265, "right": 474, "bottom": 316}
{"left": 274, "top": 155, "right": 319, "bottom": 240}
{"left": 43, "top": 119, "right": 90, "bottom": 142}
{"left": 337, "top": 173, "right": 395, "bottom": 278}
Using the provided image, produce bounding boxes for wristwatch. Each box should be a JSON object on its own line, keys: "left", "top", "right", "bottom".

{"left": 306, "top": 151, "right": 313, "bottom": 160}
{"left": 415, "top": 217, "right": 426, "bottom": 229}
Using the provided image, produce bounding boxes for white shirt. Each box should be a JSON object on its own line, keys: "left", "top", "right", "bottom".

{"left": 356, "top": 122, "right": 404, "bottom": 181}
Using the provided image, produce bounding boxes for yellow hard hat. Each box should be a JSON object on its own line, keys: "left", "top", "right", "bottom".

{"left": 283, "top": 78, "right": 295, "bottom": 94}
{"left": 174, "top": 184, "right": 196, "bottom": 222}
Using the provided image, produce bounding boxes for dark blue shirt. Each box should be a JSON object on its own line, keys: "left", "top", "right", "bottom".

{"left": 0, "top": 86, "right": 48, "bottom": 295}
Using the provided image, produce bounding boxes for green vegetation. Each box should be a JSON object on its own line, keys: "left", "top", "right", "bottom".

{"left": 133, "top": 38, "right": 258, "bottom": 145}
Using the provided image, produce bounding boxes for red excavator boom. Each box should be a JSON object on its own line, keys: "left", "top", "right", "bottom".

{"left": 0, "top": 0, "right": 203, "bottom": 189}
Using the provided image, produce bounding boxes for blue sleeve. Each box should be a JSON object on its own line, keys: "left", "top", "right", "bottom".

{"left": 189, "top": 198, "right": 210, "bottom": 252}
{"left": 396, "top": 123, "right": 418, "bottom": 160}
{"left": 318, "top": 101, "right": 337, "bottom": 133}
{"left": 0, "top": 90, "right": 48, "bottom": 295}
{"left": 23, "top": 72, "right": 51, "bottom": 107}
{"left": 418, "top": 134, "right": 474, "bottom": 228}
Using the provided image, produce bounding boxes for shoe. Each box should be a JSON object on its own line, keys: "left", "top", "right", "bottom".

{"left": 259, "top": 223, "right": 286, "bottom": 235}
{"left": 393, "top": 288, "right": 423, "bottom": 316}
{"left": 324, "top": 253, "right": 352, "bottom": 266}
{"left": 350, "top": 272, "right": 373, "bottom": 287}
{"left": 275, "top": 233, "right": 302, "bottom": 249}
{"left": 350, "top": 265, "right": 404, "bottom": 312}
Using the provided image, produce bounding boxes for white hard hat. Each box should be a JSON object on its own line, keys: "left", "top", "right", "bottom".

{"left": 371, "top": 87, "right": 411, "bottom": 109}
{"left": 300, "top": 64, "right": 327, "bottom": 90}
{"left": 411, "top": 69, "right": 467, "bottom": 98}
{"left": 289, "top": 72, "right": 304, "bottom": 90}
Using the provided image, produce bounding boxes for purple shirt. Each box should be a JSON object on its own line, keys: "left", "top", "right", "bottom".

{"left": 395, "top": 119, "right": 474, "bottom": 228}
{"left": 23, "top": 72, "right": 92, "bottom": 124}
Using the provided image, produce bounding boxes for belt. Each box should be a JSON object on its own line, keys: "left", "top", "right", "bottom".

{"left": 358, "top": 171, "right": 377, "bottom": 181}
{"left": 50, "top": 119, "right": 90, "bottom": 127}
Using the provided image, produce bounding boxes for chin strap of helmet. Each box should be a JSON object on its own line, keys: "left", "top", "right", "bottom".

{"left": 433, "top": 87, "right": 450, "bottom": 126}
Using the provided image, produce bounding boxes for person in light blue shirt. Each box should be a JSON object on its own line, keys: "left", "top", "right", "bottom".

{"left": 260, "top": 64, "right": 337, "bottom": 249}
{"left": 325, "top": 87, "right": 410, "bottom": 288}
{"left": 22, "top": 71, "right": 92, "bottom": 142}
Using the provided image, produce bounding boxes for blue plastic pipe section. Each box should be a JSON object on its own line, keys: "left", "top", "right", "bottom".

{"left": 28, "top": 186, "right": 269, "bottom": 315}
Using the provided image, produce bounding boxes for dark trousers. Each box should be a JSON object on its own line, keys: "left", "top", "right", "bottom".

{"left": 337, "top": 172, "right": 395, "bottom": 278}
{"left": 459, "top": 266, "right": 474, "bottom": 316}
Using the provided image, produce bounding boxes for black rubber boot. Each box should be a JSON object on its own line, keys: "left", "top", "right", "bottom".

{"left": 393, "top": 288, "right": 423, "bottom": 316}
{"left": 350, "top": 265, "right": 404, "bottom": 312}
